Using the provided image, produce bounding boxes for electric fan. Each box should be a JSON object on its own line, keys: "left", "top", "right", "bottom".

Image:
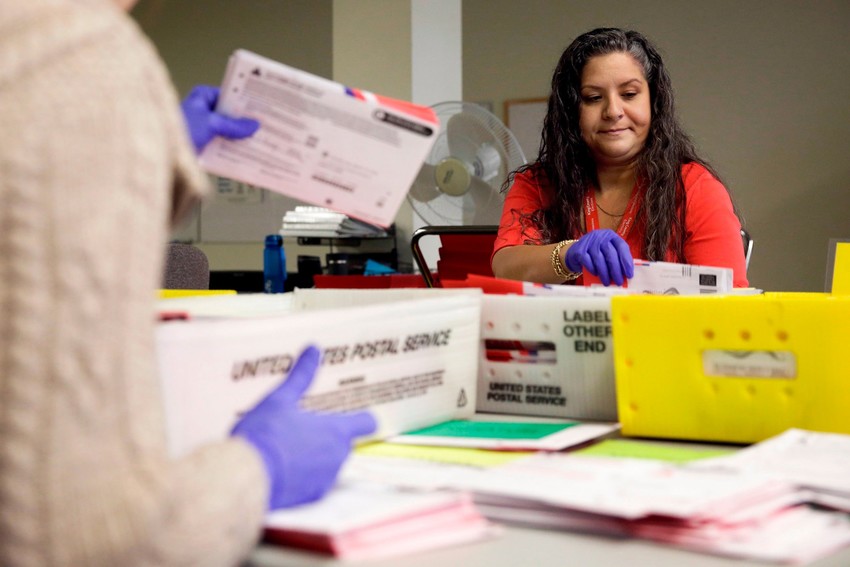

{"left": 407, "top": 101, "right": 527, "bottom": 226}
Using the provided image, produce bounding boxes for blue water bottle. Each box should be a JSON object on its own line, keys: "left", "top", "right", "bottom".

{"left": 263, "top": 234, "right": 286, "bottom": 293}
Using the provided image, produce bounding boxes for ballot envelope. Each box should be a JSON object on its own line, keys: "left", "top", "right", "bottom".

{"left": 198, "top": 49, "right": 439, "bottom": 228}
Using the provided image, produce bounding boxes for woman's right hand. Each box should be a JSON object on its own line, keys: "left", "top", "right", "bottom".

{"left": 180, "top": 85, "right": 260, "bottom": 154}
{"left": 565, "top": 229, "right": 634, "bottom": 286}
{"left": 231, "top": 345, "right": 377, "bottom": 510}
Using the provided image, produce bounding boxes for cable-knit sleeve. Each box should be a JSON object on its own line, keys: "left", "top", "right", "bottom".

{"left": 0, "top": 3, "right": 267, "bottom": 566}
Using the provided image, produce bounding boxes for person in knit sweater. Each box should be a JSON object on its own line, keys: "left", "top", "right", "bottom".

{"left": 0, "top": 0, "right": 375, "bottom": 565}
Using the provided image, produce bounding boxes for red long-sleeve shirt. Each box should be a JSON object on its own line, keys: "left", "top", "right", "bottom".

{"left": 494, "top": 162, "right": 749, "bottom": 288}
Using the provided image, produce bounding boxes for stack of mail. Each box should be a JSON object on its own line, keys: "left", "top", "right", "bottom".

{"left": 263, "top": 481, "right": 497, "bottom": 560}
{"left": 280, "top": 206, "right": 388, "bottom": 238}
{"left": 690, "top": 429, "right": 850, "bottom": 512}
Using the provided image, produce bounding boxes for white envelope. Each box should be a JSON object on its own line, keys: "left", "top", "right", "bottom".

{"left": 619, "top": 260, "right": 733, "bottom": 295}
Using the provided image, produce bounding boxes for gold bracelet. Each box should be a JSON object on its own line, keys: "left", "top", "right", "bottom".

{"left": 551, "top": 239, "right": 581, "bottom": 281}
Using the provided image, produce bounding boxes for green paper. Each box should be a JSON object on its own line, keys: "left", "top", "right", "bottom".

{"left": 403, "top": 420, "right": 578, "bottom": 440}
{"left": 575, "top": 439, "right": 735, "bottom": 463}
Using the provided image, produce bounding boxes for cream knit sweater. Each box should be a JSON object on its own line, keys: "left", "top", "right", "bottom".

{"left": 0, "top": 1, "right": 268, "bottom": 565}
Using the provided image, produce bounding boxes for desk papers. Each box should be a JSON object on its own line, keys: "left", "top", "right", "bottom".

{"left": 691, "top": 428, "right": 850, "bottom": 510}
{"left": 344, "top": 451, "right": 792, "bottom": 520}
{"left": 343, "top": 443, "right": 850, "bottom": 564}
{"left": 156, "top": 294, "right": 480, "bottom": 457}
{"left": 199, "top": 49, "right": 439, "bottom": 227}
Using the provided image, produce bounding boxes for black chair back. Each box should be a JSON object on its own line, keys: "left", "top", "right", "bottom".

{"left": 163, "top": 243, "right": 210, "bottom": 289}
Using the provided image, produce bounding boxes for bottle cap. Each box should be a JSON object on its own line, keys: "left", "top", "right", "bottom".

{"left": 265, "top": 234, "right": 283, "bottom": 247}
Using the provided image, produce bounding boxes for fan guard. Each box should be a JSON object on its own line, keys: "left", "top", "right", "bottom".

{"left": 408, "top": 101, "right": 527, "bottom": 226}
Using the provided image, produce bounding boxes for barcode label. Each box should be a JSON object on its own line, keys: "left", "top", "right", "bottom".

{"left": 703, "top": 350, "right": 797, "bottom": 378}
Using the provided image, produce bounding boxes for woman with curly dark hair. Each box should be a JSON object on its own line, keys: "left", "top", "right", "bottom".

{"left": 492, "top": 27, "right": 748, "bottom": 287}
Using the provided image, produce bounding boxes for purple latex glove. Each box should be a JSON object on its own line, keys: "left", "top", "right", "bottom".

{"left": 231, "top": 345, "right": 377, "bottom": 509}
{"left": 565, "top": 229, "right": 634, "bottom": 286}
{"left": 180, "top": 85, "right": 260, "bottom": 154}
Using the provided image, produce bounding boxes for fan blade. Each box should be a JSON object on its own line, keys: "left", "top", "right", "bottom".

{"left": 463, "top": 175, "right": 504, "bottom": 225}
{"left": 407, "top": 163, "right": 441, "bottom": 203}
{"left": 445, "top": 113, "right": 491, "bottom": 164}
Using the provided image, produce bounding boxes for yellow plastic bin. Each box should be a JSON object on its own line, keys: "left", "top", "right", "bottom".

{"left": 611, "top": 293, "right": 850, "bottom": 444}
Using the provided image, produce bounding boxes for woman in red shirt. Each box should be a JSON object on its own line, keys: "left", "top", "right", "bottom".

{"left": 492, "top": 28, "right": 748, "bottom": 288}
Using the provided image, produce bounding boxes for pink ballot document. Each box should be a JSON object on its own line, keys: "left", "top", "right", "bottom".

{"left": 263, "top": 482, "right": 497, "bottom": 560}
{"left": 199, "top": 49, "right": 440, "bottom": 228}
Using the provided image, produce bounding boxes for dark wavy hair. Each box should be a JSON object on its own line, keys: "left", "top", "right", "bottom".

{"left": 506, "top": 27, "right": 725, "bottom": 261}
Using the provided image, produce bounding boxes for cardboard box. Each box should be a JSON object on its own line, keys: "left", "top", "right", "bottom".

{"left": 612, "top": 293, "right": 850, "bottom": 443}
{"left": 157, "top": 293, "right": 481, "bottom": 457}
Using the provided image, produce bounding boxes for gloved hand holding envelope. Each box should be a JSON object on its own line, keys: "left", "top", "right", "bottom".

{"left": 198, "top": 49, "right": 440, "bottom": 228}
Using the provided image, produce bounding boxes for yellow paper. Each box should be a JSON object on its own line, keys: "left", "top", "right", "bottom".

{"left": 355, "top": 441, "right": 532, "bottom": 467}
{"left": 158, "top": 289, "right": 236, "bottom": 299}
{"left": 575, "top": 439, "right": 734, "bottom": 463}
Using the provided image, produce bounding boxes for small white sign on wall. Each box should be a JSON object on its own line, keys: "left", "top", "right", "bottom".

{"left": 215, "top": 176, "right": 263, "bottom": 205}
{"left": 200, "top": 175, "right": 303, "bottom": 243}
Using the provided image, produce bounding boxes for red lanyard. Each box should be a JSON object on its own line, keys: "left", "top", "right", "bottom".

{"left": 583, "top": 185, "right": 641, "bottom": 239}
